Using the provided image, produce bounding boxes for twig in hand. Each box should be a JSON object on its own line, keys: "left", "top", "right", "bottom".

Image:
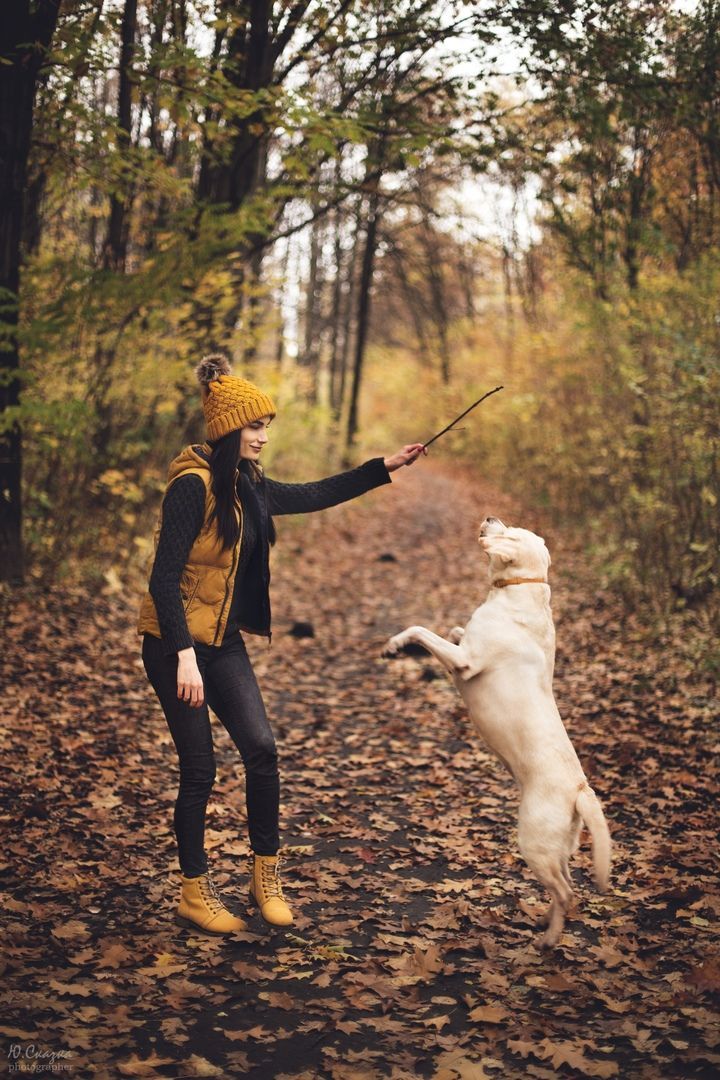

{"left": 422, "top": 386, "right": 504, "bottom": 449}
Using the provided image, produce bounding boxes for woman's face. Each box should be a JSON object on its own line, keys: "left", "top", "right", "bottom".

{"left": 239, "top": 416, "right": 272, "bottom": 461}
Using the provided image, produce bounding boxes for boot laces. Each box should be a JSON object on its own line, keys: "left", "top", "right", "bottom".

{"left": 259, "top": 856, "right": 285, "bottom": 900}
{"left": 198, "top": 872, "right": 225, "bottom": 914}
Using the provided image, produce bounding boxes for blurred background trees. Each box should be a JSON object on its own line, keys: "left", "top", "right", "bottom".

{"left": 1, "top": 0, "right": 717, "bottom": 659}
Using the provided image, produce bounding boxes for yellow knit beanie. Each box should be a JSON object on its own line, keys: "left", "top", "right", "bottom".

{"left": 194, "top": 354, "right": 276, "bottom": 440}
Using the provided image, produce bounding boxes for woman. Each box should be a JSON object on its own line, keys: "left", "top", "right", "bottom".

{"left": 137, "top": 354, "right": 426, "bottom": 936}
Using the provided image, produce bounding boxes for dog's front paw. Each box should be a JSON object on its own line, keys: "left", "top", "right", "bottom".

{"left": 382, "top": 634, "right": 404, "bottom": 658}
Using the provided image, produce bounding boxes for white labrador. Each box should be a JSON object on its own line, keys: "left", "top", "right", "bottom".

{"left": 383, "top": 516, "right": 611, "bottom": 948}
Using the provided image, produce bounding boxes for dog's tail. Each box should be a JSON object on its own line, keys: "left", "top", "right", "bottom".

{"left": 576, "top": 783, "right": 611, "bottom": 893}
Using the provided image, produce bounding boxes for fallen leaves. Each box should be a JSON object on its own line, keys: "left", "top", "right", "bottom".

{"left": 47, "top": 979, "right": 94, "bottom": 998}
{"left": 386, "top": 943, "right": 445, "bottom": 981}
{"left": 686, "top": 958, "right": 720, "bottom": 991}
{"left": 467, "top": 1005, "right": 508, "bottom": 1024}
{"left": 1, "top": 462, "right": 717, "bottom": 1077}
{"left": 533, "top": 1037, "right": 620, "bottom": 1077}
{"left": 50, "top": 919, "right": 91, "bottom": 941}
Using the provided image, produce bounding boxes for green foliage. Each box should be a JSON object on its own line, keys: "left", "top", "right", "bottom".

{"left": 456, "top": 258, "right": 720, "bottom": 640}
{"left": 361, "top": 204, "right": 719, "bottom": 645}
{"left": 9, "top": 0, "right": 488, "bottom": 585}
{"left": 7, "top": 0, "right": 718, "bottom": 666}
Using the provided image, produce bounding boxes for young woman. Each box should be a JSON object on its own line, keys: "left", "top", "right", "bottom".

{"left": 137, "top": 354, "right": 426, "bottom": 936}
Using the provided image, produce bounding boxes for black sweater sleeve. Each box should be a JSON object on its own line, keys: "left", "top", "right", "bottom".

{"left": 148, "top": 474, "right": 206, "bottom": 655}
{"left": 264, "top": 457, "right": 392, "bottom": 516}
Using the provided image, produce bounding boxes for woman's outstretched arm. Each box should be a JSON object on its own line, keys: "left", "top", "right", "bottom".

{"left": 264, "top": 444, "right": 425, "bottom": 517}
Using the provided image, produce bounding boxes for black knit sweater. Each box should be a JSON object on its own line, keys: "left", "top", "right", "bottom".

{"left": 147, "top": 455, "right": 392, "bottom": 654}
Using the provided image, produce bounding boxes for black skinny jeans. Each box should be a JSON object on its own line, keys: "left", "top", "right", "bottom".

{"left": 141, "top": 631, "right": 280, "bottom": 876}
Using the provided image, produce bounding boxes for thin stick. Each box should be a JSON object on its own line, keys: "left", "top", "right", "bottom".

{"left": 422, "top": 386, "right": 504, "bottom": 449}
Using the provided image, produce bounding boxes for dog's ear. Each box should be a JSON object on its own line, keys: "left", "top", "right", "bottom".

{"left": 480, "top": 537, "right": 515, "bottom": 565}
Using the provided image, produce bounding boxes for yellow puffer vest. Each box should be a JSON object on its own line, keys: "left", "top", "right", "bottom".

{"left": 136, "top": 443, "right": 257, "bottom": 648}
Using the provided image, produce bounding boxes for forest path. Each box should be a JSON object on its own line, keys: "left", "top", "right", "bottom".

{"left": 1, "top": 460, "right": 717, "bottom": 1079}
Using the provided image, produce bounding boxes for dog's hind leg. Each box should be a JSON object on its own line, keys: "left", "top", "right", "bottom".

{"left": 563, "top": 814, "right": 581, "bottom": 888}
{"left": 539, "top": 878, "right": 572, "bottom": 950}
{"left": 519, "top": 857, "right": 572, "bottom": 946}
{"left": 561, "top": 859, "right": 573, "bottom": 889}
{"left": 518, "top": 802, "right": 574, "bottom": 949}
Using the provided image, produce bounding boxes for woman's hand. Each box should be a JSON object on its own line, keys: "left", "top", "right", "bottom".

{"left": 177, "top": 647, "right": 205, "bottom": 708}
{"left": 384, "top": 443, "right": 428, "bottom": 472}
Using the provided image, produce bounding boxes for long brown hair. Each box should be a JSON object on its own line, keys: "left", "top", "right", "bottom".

{"left": 206, "top": 429, "right": 276, "bottom": 552}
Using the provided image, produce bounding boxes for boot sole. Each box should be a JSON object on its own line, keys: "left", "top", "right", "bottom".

{"left": 248, "top": 889, "right": 293, "bottom": 928}
{"left": 174, "top": 912, "right": 247, "bottom": 936}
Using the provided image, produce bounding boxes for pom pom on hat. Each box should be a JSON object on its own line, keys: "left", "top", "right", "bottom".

{"left": 194, "top": 352, "right": 276, "bottom": 440}
{"left": 195, "top": 353, "right": 233, "bottom": 386}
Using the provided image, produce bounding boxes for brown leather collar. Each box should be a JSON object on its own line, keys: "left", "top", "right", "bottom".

{"left": 492, "top": 577, "right": 548, "bottom": 588}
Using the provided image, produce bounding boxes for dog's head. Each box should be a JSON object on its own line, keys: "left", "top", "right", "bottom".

{"left": 478, "top": 517, "right": 551, "bottom": 581}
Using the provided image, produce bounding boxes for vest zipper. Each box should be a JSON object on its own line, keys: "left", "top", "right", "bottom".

{"left": 211, "top": 484, "right": 243, "bottom": 646}
{"left": 262, "top": 481, "right": 272, "bottom": 644}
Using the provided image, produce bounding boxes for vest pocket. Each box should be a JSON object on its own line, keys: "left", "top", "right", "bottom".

{"left": 180, "top": 569, "right": 200, "bottom": 608}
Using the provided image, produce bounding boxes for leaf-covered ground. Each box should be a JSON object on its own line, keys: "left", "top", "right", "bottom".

{"left": 1, "top": 461, "right": 718, "bottom": 1079}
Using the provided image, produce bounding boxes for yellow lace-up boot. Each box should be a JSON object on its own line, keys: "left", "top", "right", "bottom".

{"left": 248, "top": 853, "right": 293, "bottom": 926}
{"left": 175, "top": 870, "right": 249, "bottom": 935}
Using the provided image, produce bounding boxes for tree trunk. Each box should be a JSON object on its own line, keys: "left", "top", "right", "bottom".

{"left": 346, "top": 187, "right": 380, "bottom": 452}
{"left": 336, "top": 196, "right": 364, "bottom": 424}
{"left": 197, "top": 0, "right": 273, "bottom": 209}
{"left": 387, "top": 237, "right": 432, "bottom": 366}
{"left": 241, "top": 248, "right": 265, "bottom": 366}
{"left": 328, "top": 195, "right": 346, "bottom": 416}
{"left": 501, "top": 243, "right": 515, "bottom": 377}
{"left": 300, "top": 210, "right": 323, "bottom": 402}
{"left": 103, "top": 0, "right": 138, "bottom": 271}
{"left": 624, "top": 129, "right": 651, "bottom": 292}
{"left": 418, "top": 206, "right": 451, "bottom": 383}
{"left": 0, "top": 0, "right": 62, "bottom": 585}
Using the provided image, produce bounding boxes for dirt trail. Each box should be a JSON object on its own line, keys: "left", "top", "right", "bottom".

{"left": 1, "top": 460, "right": 717, "bottom": 1079}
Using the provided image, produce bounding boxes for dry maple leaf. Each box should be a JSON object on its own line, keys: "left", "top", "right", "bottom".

{"left": 116, "top": 1052, "right": 178, "bottom": 1076}
{"left": 50, "top": 920, "right": 90, "bottom": 941}
{"left": 686, "top": 958, "right": 720, "bottom": 991}
{"left": 0, "top": 1026, "right": 37, "bottom": 1040}
{"left": 389, "top": 943, "right": 444, "bottom": 981}
{"left": 507, "top": 1038, "right": 535, "bottom": 1059}
{"left": 536, "top": 1037, "right": 619, "bottom": 1077}
{"left": 224, "top": 1026, "right": 273, "bottom": 1043}
{"left": 47, "top": 979, "right": 93, "bottom": 998}
{"left": 467, "top": 1004, "right": 508, "bottom": 1024}
{"left": 137, "top": 952, "right": 186, "bottom": 977}
{"left": 433, "top": 1047, "right": 490, "bottom": 1079}
{"left": 183, "top": 1055, "right": 225, "bottom": 1077}
{"left": 258, "top": 991, "right": 296, "bottom": 1009}
{"left": 95, "top": 942, "right": 134, "bottom": 969}
{"left": 423, "top": 1014, "right": 452, "bottom": 1031}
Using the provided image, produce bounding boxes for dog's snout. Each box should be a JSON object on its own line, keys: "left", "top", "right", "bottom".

{"left": 479, "top": 515, "right": 507, "bottom": 538}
